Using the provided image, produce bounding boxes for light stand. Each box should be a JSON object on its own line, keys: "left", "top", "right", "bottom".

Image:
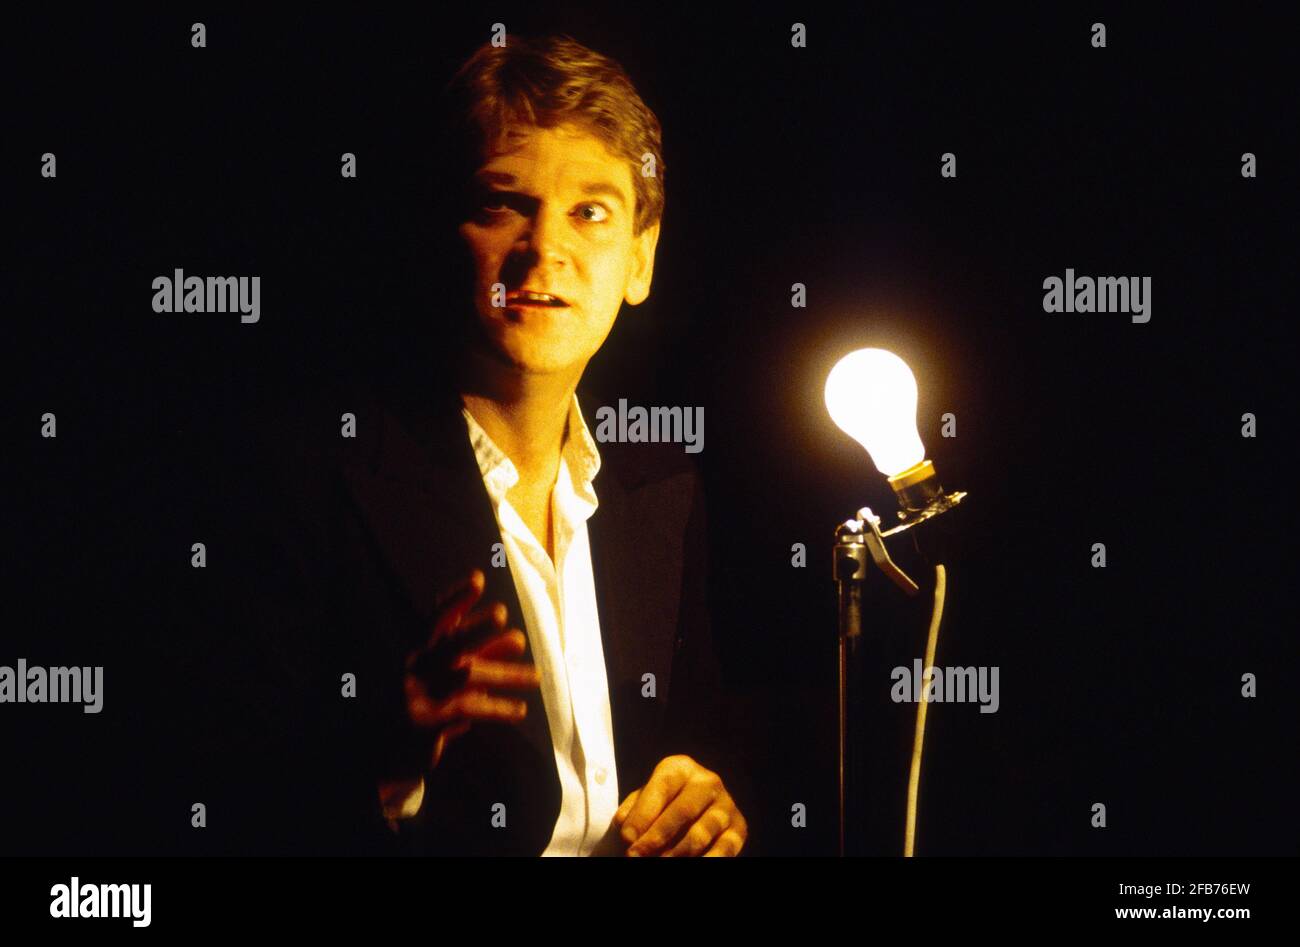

{"left": 833, "top": 459, "right": 966, "bottom": 856}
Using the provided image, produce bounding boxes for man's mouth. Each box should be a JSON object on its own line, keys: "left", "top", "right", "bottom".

{"left": 504, "top": 289, "right": 569, "bottom": 308}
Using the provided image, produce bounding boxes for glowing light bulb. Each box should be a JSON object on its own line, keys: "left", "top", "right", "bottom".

{"left": 824, "top": 348, "right": 926, "bottom": 478}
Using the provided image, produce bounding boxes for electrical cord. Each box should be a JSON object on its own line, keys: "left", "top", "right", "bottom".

{"left": 904, "top": 562, "right": 946, "bottom": 857}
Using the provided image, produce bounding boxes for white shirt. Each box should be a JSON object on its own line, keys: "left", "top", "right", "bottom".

{"left": 461, "top": 394, "right": 621, "bottom": 856}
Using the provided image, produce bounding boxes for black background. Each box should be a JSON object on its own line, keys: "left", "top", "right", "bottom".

{"left": 6, "top": 5, "right": 1295, "bottom": 856}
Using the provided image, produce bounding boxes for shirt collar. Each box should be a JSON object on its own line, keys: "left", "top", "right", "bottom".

{"left": 565, "top": 393, "right": 602, "bottom": 506}
{"left": 461, "top": 393, "right": 602, "bottom": 506}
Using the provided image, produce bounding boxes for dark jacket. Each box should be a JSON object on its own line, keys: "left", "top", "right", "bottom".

{"left": 180, "top": 374, "right": 738, "bottom": 856}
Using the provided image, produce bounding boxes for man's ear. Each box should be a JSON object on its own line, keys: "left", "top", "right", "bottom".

{"left": 624, "top": 221, "right": 661, "bottom": 306}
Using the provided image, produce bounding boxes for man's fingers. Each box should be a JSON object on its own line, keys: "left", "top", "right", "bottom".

{"left": 702, "top": 826, "right": 747, "bottom": 857}
{"left": 445, "top": 601, "right": 509, "bottom": 647}
{"left": 449, "top": 689, "right": 529, "bottom": 722}
{"left": 664, "top": 805, "right": 732, "bottom": 858}
{"left": 406, "top": 646, "right": 472, "bottom": 700}
{"left": 614, "top": 789, "right": 641, "bottom": 826}
{"left": 462, "top": 655, "right": 541, "bottom": 691}
{"left": 472, "top": 629, "right": 528, "bottom": 661}
{"left": 407, "top": 685, "right": 528, "bottom": 727}
{"left": 619, "top": 763, "right": 689, "bottom": 846}
{"left": 627, "top": 777, "right": 718, "bottom": 856}
{"left": 430, "top": 569, "right": 486, "bottom": 639}
{"left": 434, "top": 569, "right": 485, "bottom": 611}
{"left": 409, "top": 606, "right": 509, "bottom": 696}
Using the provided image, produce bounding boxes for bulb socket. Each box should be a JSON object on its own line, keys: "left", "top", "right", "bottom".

{"left": 887, "top": 459, "right": 943, "bottom": 512}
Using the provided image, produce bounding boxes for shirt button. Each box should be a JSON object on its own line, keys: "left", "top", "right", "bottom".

{"left": 594, "top": 767, "right": 607, "bottom": 785}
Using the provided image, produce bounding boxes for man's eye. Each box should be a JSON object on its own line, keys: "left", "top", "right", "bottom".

{"left": 475, "top": 190, "right": 524, "bottom": 216}
{"left": 576, "top": 203, "right": 609, "bottom": 223}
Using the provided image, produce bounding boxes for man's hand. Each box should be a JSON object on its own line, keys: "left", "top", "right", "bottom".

{"left": 613, "top": 755, "right": 747, "bottom": 857}
{"left": 401, "top": 569, "right": 541, "bottom": 767}
{"left": 379, "top": 568, "right": 540, "bottom": 819}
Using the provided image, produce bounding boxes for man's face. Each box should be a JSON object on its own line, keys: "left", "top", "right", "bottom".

{"left": 457, "top": 122, "right": 660, "bottom": 378}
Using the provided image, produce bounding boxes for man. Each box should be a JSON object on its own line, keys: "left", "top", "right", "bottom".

{"left": 185, "top": 33, "right": 747, "bottom": 857}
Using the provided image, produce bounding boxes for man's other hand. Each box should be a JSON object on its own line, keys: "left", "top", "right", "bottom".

{"left": 613, "top": 755, "right": 747, "bottom": 857}
{"left": 403, "top": 568, "right": 541, "bottom": 768}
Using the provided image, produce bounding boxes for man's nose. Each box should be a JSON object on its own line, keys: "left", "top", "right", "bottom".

{"left": 514, "top": 203, "right": 568, "bottom": 269}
